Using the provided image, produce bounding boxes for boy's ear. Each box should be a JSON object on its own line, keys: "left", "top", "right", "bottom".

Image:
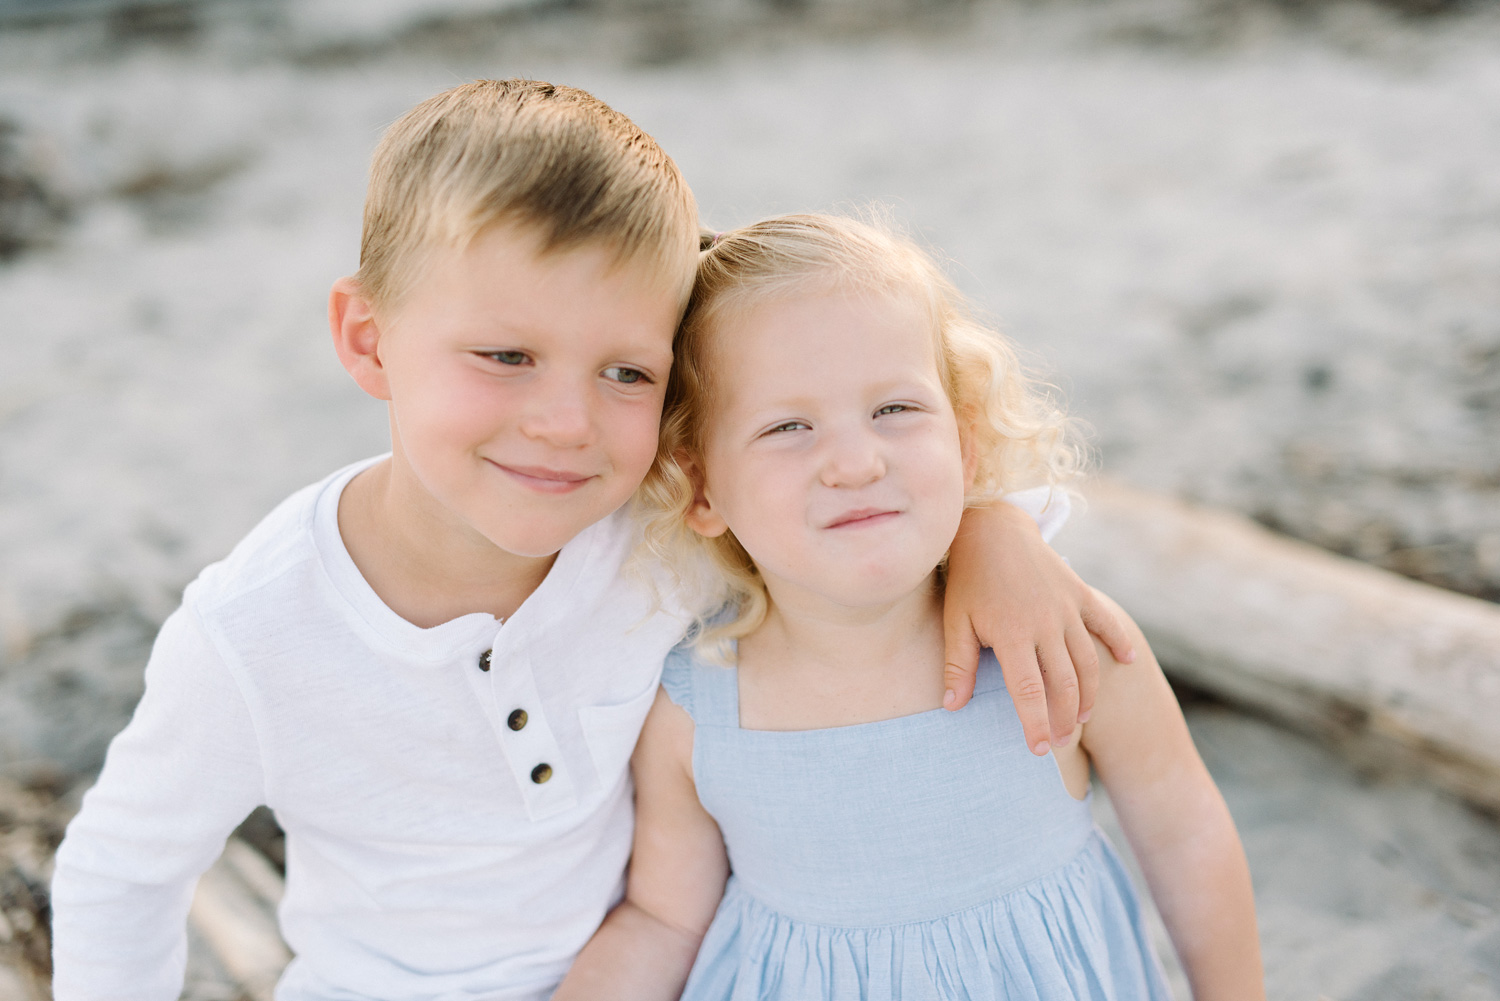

{"left": 329, "top": 277, "right": 392, "bottom": 402}
{"left": 678, "top": 455, "right": 730, "bottom": 539}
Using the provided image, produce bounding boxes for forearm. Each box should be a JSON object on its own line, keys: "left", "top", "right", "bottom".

{"left": 1080, "top": 604, "right": 1263, "bottom": 1000}
{"left": 52, "top": 761, "right": 259, "bottom": 999}
{"left": 52, "top": 776, "right": 256, "bottom": 998}
{"left": 552, "top": 900, "right": 702, "bottom": 1001}
{"left": 1137, "top": 797, "right": 1264, "bottom": 1001}
{"left": 50, "top": 861, "right": 199, "bottom": 1001}
{"left": 52, "top": 605, "right": 265, "bottom": 999}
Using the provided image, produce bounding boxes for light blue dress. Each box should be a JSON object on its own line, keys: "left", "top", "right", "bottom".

{"left": 659, "top": 646, "right": 1171, "bottom": 1001}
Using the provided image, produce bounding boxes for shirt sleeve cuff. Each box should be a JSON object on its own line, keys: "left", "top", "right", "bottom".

{"left": 998, "top": 485, "right": 1071, "bottom": 544}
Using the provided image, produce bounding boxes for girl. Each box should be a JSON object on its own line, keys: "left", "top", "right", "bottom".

{"left": 557, "top": 215, "right": 1264, "bottom": 1000}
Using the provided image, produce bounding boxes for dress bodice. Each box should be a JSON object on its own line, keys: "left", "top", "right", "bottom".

{"left": 664, "top": 649, "right": 1095, "bottom": 926}
{"left": 660, "top": 646, "right": 1170, "bottom": 1001}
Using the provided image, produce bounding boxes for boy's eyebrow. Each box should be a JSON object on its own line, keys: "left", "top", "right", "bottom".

{"left": 609, "top": 341, "right": 674, "bottom": 371}
{"left": 460, "top": 340, "right": 674, "bottom": 371}
{"left": 455, "top": 326, "right": 674, "bottom": 364}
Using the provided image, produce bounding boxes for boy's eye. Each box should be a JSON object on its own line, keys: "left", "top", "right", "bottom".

{"left": 485, "top": 350, "right": 529, "bottom": 366}
{"left": 604, "top": 366, "right": 651, "bottom": 385}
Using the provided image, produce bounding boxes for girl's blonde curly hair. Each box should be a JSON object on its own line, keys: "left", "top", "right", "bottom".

{"left": 634, "top": 212, "right": 1085, "bottom": 658}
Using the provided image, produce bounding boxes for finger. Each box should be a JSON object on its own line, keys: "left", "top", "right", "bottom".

{"left": 942, "top": 613, "right": 983, "bottom": 711}
{"left": 1037, "top": 638, "right": 1079, "bottom": 747}
{"left": 995, "top": 644, "right": 1052, "bottom": 755}
{"left": 1080, "top": 591, "right": 1135, "bottom": 664}
{"left": 1064, "top": 623, "right": 1100, "bottom": 724}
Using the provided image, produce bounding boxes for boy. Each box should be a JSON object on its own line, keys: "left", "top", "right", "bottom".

{"left": 50, "top": 79, "right": 1129, "bottom": 1000}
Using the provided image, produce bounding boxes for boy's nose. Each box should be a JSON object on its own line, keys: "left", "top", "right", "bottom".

{"left": 518, "top": 379, "right": 593, "bottom": 447}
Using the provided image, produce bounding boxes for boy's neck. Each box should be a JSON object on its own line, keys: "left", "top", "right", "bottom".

{"left": 735, "top": 577, "right": 947, "bottom": 731}
{"left": 337, "top": 457, "right": 557, "bottom": 629}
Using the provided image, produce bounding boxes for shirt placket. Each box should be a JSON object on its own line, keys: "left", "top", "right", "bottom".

{"left": 471, "top": 631, "right": 579, "bottom": 821}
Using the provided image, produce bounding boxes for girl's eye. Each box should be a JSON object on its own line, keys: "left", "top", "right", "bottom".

{"left": 875, "top": 404, "right": 911, "bottom": 416}
{"left": 766, "top": 420, "right": 811, "bottom": 434}
{"left": 604, "top": 366, "right": 651, "bottom": 385}
{"left": 486, "top": 350, "right": 529, "bottom": 366}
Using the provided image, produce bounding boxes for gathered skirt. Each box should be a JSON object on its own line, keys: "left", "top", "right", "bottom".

{"left": 680, "top": 831, "right": 1170, "bottom": 1001}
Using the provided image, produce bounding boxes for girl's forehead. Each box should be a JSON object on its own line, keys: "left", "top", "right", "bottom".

{"left": 717, "top": 285, "right": 937, "bottom": 359}
{"left": 720, "top": 281, "right": 923, "bottom": 333}
{"left": 712, "top": 291, "right": 941, "bottom": 396}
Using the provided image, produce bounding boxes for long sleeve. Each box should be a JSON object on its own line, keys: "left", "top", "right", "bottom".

{"left": 999, "top": 485, "right": 1071, "bottom": 543}
{"left": 51, "top": 600, "right": 267, "bottom": 1001}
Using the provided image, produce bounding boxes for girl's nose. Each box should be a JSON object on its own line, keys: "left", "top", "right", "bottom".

{"left": 819, "top": 430, "right": 886, "bottom": 489}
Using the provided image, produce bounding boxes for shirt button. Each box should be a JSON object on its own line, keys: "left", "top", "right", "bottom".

{"left": 530, "top": 763, "right": 553, "bottom": 784}
{"left": 478, "top": 649, "right": 492, "bottom": 672}
{"left": 507, "top": 709, "right": 528, "bottom": 731}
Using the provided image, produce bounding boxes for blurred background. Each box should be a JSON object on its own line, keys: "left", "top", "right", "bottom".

{"left": 0, "top": 0, "right": 1498, "bottom": 997}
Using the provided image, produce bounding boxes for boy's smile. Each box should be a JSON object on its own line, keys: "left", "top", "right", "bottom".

{"left": 332, "top": 223, "right": 682, "bottom": 623}
{"left": 492, "top": 463, "right": 595, "bottom": 493}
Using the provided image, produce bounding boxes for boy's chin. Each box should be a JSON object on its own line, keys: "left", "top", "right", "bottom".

{"left": 475, "top": 509, "right": 621, "bottom": 560}
{"left": 480, "top": 526, "right": 581, "bottom": 560}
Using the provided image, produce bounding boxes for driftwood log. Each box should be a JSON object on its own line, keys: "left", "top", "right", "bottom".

{"left": 0, "top": 776, "right": 65, "bottom": 1001}
{"left": 1061, "top": 479, "right": 1500, "bottom": 812}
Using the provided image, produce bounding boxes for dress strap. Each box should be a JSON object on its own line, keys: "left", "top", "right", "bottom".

{"left": 659, "top": 644, "right": 740, "bottom": 728}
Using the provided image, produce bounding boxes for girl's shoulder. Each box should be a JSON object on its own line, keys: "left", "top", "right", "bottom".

{"left": 658, "top": 645, "right": 701, "bottom": 717}
{"left": 659, "top": 643, "right": 740, "bottom": 728}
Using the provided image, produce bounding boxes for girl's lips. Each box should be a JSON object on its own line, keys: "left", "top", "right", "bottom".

{"left": 491, "top": 462, "right": 595, "bottom": 494}
{"left": 824, "top": 508, "right": 901, "bottom": 530}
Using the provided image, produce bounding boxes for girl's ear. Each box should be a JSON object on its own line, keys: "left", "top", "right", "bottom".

{"left": 329, "top": 277, "right": 393, "bottom": 401}
{"left": 960, "top": 421, "right": 981, "bottom": 491}
{"left": 679, "top": 455, "right": 730, "bottom": 539}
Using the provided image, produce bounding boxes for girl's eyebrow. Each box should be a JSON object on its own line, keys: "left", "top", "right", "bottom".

{"left": 735, "top": 394, "right": 820, "bottom": 428}
{"left": 742, "top": 394, "right": 818, "bottom": 418}
{"left": 736, "top": 377, "right": 942, "bottom": 420}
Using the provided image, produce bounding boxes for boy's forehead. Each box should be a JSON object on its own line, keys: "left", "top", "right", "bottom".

{"left": 399, "top": 221, "right": 684, "bottom": 305}
{"left": 382, "top": 222, "right": 682, "bottom": 357}
{"left": 534, "top": 236, "right": 692, "bottom": 299}
{"left": 502, "top": 213, "right": 691, "bottom": 277}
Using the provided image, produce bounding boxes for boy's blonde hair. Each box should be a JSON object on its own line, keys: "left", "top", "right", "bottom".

{"left": 636, "top": 213, "right": 1085, "bottom": 655}
{"left": 356, "top": 79, "right": 700, "bottom": 312}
